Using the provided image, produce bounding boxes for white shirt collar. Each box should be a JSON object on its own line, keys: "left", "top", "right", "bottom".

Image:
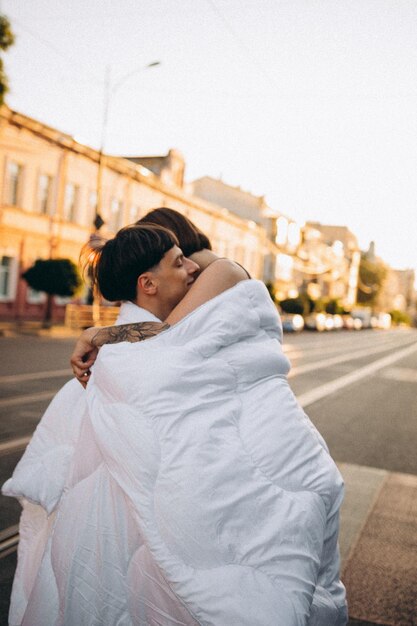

{"left": 116, "top": 301, "right": 161, "bottom": 325}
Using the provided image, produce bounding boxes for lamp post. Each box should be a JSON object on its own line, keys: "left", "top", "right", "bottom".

{"left": 95, "top": 60, "right": 161, "bottom": 227}
{"left": 88, "top": 61, "right": 161, "bottom": 321}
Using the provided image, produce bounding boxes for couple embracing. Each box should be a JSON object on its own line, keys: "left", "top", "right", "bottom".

{"left": 3, "top": 208, "right": 348, "bottom": 626}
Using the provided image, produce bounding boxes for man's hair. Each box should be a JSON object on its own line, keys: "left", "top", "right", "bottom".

{"left": 83, "top": 224, "right": 178, "bottom": 302}
{"left": 137, "top": 208, "right": 211, "bottom": 257}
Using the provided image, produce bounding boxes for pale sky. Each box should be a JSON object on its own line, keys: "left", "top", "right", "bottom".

{"left": 2, "top": 0, "right": 417, "bottom": 272}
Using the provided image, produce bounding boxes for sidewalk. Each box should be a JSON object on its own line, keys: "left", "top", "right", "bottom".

{"left": 0, "top": 321, "right": 80, "bottom": 339}
{"left": 339, "top": 462, "right": 416, "bottom": 626}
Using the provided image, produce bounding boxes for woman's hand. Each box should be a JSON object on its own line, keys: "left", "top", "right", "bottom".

{"left": 71, "top": 327, "right": 99, "bottom": 387}
{"left": 71, "top": 322, "right": 170, "bottom": 387}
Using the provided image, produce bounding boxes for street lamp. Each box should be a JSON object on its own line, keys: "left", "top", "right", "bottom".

{"left": 95, "top": 60, "right": 161, "bottom": 228}
{"left": 88, "top": 60, "right": 161, "bottom": 320}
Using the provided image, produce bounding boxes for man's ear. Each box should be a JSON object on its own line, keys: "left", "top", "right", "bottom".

{"left": 137, "top": 272, "right": 158, "bottom": 296}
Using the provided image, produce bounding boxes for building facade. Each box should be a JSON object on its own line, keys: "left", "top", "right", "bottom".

{"left": 301, "top": 222, "right": 361, "bottom": 309}
{"left": 378, "top": 267, "right": 416, "bottom": 315}
{"left": 190, "top": 178, "right": 360, "bottom": 307}
{"left": 0, "top": 106, "right": 362, "bottom": 322}
{"left": 0, "top": 107, "right": 267, "bottom": 321}
{"left": 190, "top": 176, "right": 302, "bottom": 290}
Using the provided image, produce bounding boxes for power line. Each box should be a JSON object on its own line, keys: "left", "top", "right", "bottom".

{"left": 204, "top": 0, "right": 283, "bottom": 92}
{"left": 11, "top": 17, "right": 104, "bottom": 86}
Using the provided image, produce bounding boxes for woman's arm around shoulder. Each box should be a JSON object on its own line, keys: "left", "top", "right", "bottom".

{"left": 70, "top": 259, "right": 248, "bottom": 385}
{"left": 165, "top": 258, "right": 248, "bottom": 325}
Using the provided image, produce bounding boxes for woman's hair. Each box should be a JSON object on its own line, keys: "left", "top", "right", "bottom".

{"left": 137, "top": 208, "right": 212, "bottom": 257}
{"left": 81, "top": 224, "right": 178, "bottom": 302}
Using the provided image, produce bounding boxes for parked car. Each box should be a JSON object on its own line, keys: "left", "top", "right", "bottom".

{"left": 372, "top": 313, "right": 392, "bottom": 329}
{"left": 324, "top": 315, "right": 335, "bottom": 331}
{"left": 304, "top": 313, "right": 327, "bottom": 331}
{"left": 341, "top": 314, "right": 355, "bottom": 330}
{"left": 332, "top": 314, "right": 344, "bottom": 330}
{"left": 281, "top": 313, "right": 305, "bottom": 332}
{"left": 351, "top": 308, "right": 372, "bottom": 329}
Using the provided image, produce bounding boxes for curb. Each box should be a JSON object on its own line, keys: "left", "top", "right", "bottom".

{"left": 0, "top": 324, "right": 80, "bottom": 339}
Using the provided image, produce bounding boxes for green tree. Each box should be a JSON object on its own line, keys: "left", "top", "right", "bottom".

{"left": 0, "top": 14, "right": 15, "bottom": 106}
{"left": 22, "top": 258, "right": 83, "bottom": 327}
{"left": 324, "top": 298, "right": 344, "bottom": 315}
{"left": 357, "top": 254, "right": 387, "bottom": 306}
{"left": 279, "top": 297, "right": 304, "bottom": 315}
{"left": 389, "top": 310, "right": 411, "bottom": 326}
{"left": 265, "top": 281, "right": 277, "bottom": 303}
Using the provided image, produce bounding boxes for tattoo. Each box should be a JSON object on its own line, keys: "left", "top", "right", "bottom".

{"left": 91, "top": 322, "right": 170, "bottom": 348}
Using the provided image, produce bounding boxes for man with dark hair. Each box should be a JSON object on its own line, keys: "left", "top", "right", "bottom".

{"left": 90, "top": 224, "right": 199, "bottom": 321}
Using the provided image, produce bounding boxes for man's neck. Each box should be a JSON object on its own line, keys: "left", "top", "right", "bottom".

{"left": 134, "top": 297, "right": 170, "bottom": 321}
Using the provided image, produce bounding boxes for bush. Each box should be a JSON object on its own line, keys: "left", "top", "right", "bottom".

{"left": 279, "top": 297, "right": 305, "bottom": 315}
{"left": 389, "top": 310, "right": 411, "bottom": 326}
{"left": 265, "top": 282, "right": 276, "bottom": 303}
{"left": 325, "top": 299, "right": 344, "bottom": 315}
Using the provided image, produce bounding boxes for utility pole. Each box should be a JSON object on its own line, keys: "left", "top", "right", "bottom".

{"left": 95, "top": 65, "right": 111, "bottom": 229}
{"left": 88, "top": 60, "right": 161, "bottom": 321}
{"left": 94, "top": 60, "right": 160, "bottom": 230}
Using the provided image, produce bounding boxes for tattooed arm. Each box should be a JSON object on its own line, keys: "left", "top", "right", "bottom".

{"left": 71, "top": 321, "right": 169, "bottom": 386}
{"left": 71, "top": 259, "right": 247, "bottom": 386}
{"left": 91, "top": 321, "right": 170, "bottom": 347}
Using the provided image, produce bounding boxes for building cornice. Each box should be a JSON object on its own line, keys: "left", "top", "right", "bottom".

{"left": 0, "top": 105, "right": 274, "bottom": 243}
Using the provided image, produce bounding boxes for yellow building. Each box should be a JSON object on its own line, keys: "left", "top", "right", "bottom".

{"left": 0, "top": 106, "right": 267, "bottom": 321}
{"left": 301, "top": 222, "right": 361, "bottom": 309}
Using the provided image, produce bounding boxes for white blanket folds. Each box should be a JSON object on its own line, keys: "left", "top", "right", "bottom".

{"left": 3, "top": 281, "right": 347, "bottom": 626}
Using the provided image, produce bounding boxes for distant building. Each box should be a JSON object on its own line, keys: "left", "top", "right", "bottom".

{"left": 125, "top": 149, "right": 186, "bottom": 187}
{"left": 190, "top": 176, "right": 302, "bottom": 290}
{"left": 361, "top": 242, "right": 415, "bottom": 316}
{"left": 302, "top": 222, "right": 361, "bottom": 308}
{"left": 378, "top": 267, "right": 416, "bottom": 314}
{"left": 0, "top": 105, "right": 365, "bottom": 323}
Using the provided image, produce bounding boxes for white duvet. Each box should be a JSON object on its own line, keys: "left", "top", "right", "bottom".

{"left": 3, "top": 280, "right": 347, "bottom": 626}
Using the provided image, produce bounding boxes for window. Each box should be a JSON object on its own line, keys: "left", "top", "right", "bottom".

{"left": 275, "top": 254, "right": 294, "bottom": 282}
{"left": 54, "top": 294, "right": 73, "bottom": 305}
{"left": 6, "top": 162, "right": 23, "bottom": 206}
{"left": 0, "top": 256, "right": 18, "bottom": 301}
{"left": 275, "top": 216, "right": 288, "bottom": 246}
{"left": 26, "top": 287, "right": 46, "bottom": 304}
{"left": 287, "top": 222, "right": 301, "bottom": 248}
{"left": 63, "top": 183, "right": 79, "bottom": 221}
{"left": 129, "top": 204, "right": 139, "bottom": 223}
{"left": 89, "top": 190, "right": 98, "bottom": 213}
{"left": 109, "top": 198, "right": 124, "bottom": 232}
{"left": 38, "top": 174, "right": 53, "bottom": 214}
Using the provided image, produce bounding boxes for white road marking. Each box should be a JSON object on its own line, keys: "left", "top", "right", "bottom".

{"left": 289, "top": 335, "right": 417, "bottom": 378}
{"left": 284, "top": 334, "right": 407, "bottom": 358}
{"left": 0, "top": 436, "right": 31, "bottom": 454}
{"left": 0, "top": 390, "right": 56, "bottom": 408}
{"left": 0, "top": 524, "right": 20, "bottom": 558}
{"left": 0, "top": 368, "right": 72, "bottom": 384}
{"left": 380, "top": 367, "right": 417, "bottom": 383}
{"left": 283, "top": 329, "right": 403, "bottom": 353}
{"left": 297, "top": 341, "right": 417, "bottom": 408}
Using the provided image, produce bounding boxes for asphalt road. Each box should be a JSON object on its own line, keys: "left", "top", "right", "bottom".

{"left": 285, "top": 327, "right": 417, "bottom": 475}
{"left": 0, "top": 327, "right": 416, "bottom": 625}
